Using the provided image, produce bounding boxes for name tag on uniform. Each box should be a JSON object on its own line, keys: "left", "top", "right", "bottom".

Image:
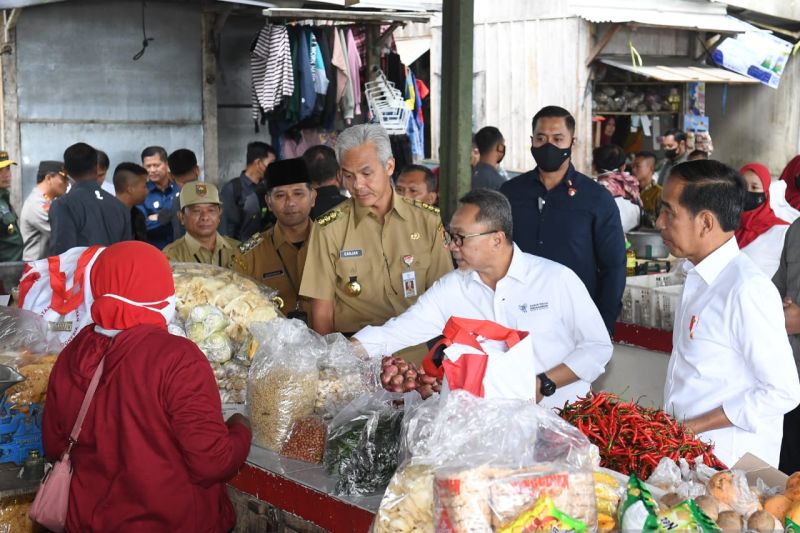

{"left": 339, "top": 249, "right": 363, "bottom": 258}
{"left": 262, "top": 270, "right": 284, "bottom": 280}
{"left": 402, "top": 270, "right": 417, "bottom": 298}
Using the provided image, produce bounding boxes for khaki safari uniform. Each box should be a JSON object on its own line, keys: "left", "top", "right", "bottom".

{"left": 0, "top": 189, "right": 23, "bottom": 262}
{"left": 162, "top": 232, "right": 241, "bottom": 268}
{"left": 235, "top": 223, "right": 311, "bottom": 320}
{"left": 300, "top": 191, "right": 453, "bottom": 334}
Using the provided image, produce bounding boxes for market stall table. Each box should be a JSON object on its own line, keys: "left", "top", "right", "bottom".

{"left": 229, "top": 446, "right": 379, "bottom": 533}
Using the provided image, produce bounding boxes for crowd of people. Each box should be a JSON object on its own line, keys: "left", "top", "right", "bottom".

{"left": 2, "top": 104, "right": 800, "bottom": 529}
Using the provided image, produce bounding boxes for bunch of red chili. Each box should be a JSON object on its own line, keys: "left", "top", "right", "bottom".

{"left": 558, "top": 391, "right": 727, "bottom": 479}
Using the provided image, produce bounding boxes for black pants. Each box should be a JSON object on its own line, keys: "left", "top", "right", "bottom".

{"left": 780, "top": 403, "right": 800, "bottom": 474}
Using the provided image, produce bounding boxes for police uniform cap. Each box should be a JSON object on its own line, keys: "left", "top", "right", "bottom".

{"left": 180, "top": 181, "right": 221, "bottom": 209}
{"left": 0, "top": 151, "right": 18, "bottom": 169}
{"left": 37, "top": 160, "right": 64, "bottom": 182}
{"left": 265, "top": 158, "right": 310, "bottom": 190}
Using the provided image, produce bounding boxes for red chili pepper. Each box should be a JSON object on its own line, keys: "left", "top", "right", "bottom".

{"left": 557, "top": 392, "right": 726, "bottom": 479}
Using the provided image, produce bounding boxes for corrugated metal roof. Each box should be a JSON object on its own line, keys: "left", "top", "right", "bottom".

{"left": 571, "top": 0, "right": 759, "bottom": 33}
{"left": 599, "top": 55, "right": 759, "bottom": 83}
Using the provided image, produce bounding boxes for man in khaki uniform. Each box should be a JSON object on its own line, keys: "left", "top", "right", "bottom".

{"left": 300, "top": 124, "right": 453, "bottom": 335}
{"left": 235, "top": 158, "right": 315, "bottom": 322}
{"left": 162, "top": 181, "right": 241, "bottom": 268}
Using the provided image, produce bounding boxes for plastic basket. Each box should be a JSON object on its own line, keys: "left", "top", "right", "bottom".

{"left": 619, "top": 273, "right": 683, "bottom": 328}
{"left": 654, "top": 285, "right": 683, "bottom": 331}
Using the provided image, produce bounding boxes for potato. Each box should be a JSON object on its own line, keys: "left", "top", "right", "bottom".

{"left": 716, "top": 510, "right": 743, "bottom": 531}
{"left": 708, "top": 471, "right": 736, "bottom": 506}
{"left": 660, "top": 492, "right": 684, "bottom": 510}
{"left": 748, "top": 509, "right": 779, "bottom": 533}
{"left": 786, "top": 472, "right": 800, "bottom": 501}
{"left": 764, "top": 494, "right": 792, "bottom": 523}
{"left": 694, "top": 494, "right": 719, "bottom": 521}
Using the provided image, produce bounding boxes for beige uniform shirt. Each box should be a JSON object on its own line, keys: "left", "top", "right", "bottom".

{"left": 300, "top": 191, "right": 453, "bottom": 333}
{"left": 235, "top": 223, "right": 311, "bottom": 320}
{"left": 162, "top": 232, "right": 241, "bottom": 268}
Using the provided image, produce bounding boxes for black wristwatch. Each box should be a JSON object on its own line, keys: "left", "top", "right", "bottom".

{"left": 538, "top": 372, "right": 556, "bottom": 397}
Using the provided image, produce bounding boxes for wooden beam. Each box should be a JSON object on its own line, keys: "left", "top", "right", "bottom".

{"left": 262, "top": 8, "right": 432, "bottom": 23}
{"left": 439, "top": 0, "right": 473, "bottom": 220}
{"left": 1, "top": 19, "right": 20, "bottom": 212}
{"left": 201, "top": 11, "right": 221, "bottom": 185}
{"left": 585, "top": 23, "right": 621, "bottom": 67}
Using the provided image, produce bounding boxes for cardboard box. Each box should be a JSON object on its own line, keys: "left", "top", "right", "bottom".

{"left": 732, "top": 453, "right": 789, "bottom": 489}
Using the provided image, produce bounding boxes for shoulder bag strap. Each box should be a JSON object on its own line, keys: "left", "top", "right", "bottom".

{"left": 65, "top": 357, "right": 106, "bottom": 452}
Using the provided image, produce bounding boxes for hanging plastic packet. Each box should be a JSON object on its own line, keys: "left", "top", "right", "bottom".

{"left": 619, "top": 475, "right": 720, "bottom": 533}
{"left": 496, "top": 496, "right": 587, "bottom": 533}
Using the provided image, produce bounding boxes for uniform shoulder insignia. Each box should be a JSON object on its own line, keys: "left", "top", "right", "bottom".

{"left": 231, "top": 255, "right": 247, "bottom": 271}
{"left": 238, "top": 233, "right": 263, "bottom": 255}
{"left": 410, "top": 198, "right": 441, "bottom": 215}
{"left": 316, "top": 206, "right": 346, "bottom": 227}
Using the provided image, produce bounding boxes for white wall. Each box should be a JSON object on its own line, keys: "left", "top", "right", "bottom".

{"left": 430, "top": 2, "right": 593, "bottom": 174}
{"left": 705, "top": 54, "right": 800, "bottom": 173}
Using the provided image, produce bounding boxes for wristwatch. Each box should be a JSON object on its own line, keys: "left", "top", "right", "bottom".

{"left": 537, "top": 372, "right": 556, "bottom": 397}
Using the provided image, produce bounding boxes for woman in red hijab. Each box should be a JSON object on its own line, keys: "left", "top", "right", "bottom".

{"left": 780, "top": 155, "right": 800, "bottom": 210}
{"left": 42, "top": 241, "right": 251, "bottom": 532}
{"left": 737, "top": 162, "right": 790, "bottom": 277}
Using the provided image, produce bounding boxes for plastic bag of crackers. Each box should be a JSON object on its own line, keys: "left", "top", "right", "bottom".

{"left": 373, "top": 390, "right": 597, "bottom": 533}
{"left": 0, "top": 494, "right": 45, "bottom": 533}
{"left": 0, "top": 308, "right": 60, "bottom": 407}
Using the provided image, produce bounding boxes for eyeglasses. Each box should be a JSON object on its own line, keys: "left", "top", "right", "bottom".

{"left": 443, "top": 229, "right": 497, "bottom": 247}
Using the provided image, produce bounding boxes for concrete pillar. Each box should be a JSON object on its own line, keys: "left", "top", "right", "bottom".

{"left": 438, "top": 0, "right": 473, "bottom": 221}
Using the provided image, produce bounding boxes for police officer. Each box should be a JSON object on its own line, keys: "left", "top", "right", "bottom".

{"left": 49, "top": 143, "right": 131, "bottom": 256}
{"left": 162, "top": 181, "right": 241, "bottom": 268}
{"left": 235, "top": 158, "right": 315, "bottom": 322}
{"left": 300, "top": 124, "right": 453, "bottom": 335}
{"left": 0, "top": 151, "right": 23, "bottom": 261}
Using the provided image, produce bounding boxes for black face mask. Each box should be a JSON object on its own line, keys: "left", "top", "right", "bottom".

{"left": 665, "top": 148, "right": 679, "bottom": 160}
{"left": 743, "top": 192, "right": 767, "bottom": 211}
{"left": 531, "top": 143, "right": 571, "bottom": 173}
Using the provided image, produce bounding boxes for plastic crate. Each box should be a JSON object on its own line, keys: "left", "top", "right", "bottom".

{"left": 619, "top": 273, "right": 683, "bottom": 328}
{"left": 654, "top": 285, "right": 683, "bottom": 331}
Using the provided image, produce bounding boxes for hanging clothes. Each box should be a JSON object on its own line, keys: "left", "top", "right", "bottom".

{"left": 415, "top": 78, "right": 429, "bottom": 125}
{"left": 296, "top": 27, "right": 316, "bottom": 122}
{"left": 331, "top": 27, "right": 349, "bottom": 107}
{"left": 345, "top": 28, "right": 363, "bottom": 117}
{"left": 338, "top": 28, "right": 356, "bottom": 121}
{"left": 250, "top": 23, "right": 294, "bottom": 121}
{"left": 309, "top": 31, "right": 329, "bottom": 98}
{"left": 314, "top": 27, "right": 338, "bottom": 130}
{"left": 386, "top": 52, "right": 406, "bottom": 93}
{"left": 404, "top": 69, "right": 424, "bottom": 160}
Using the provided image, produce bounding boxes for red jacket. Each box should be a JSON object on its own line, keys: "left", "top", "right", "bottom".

{"left": 43, "top": 325, "right": 251, "bottom": 532}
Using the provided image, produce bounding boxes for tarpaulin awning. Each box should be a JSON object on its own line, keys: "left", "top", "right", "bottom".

{"left": 598, "top": 55, "right": 760, "bottom": 83}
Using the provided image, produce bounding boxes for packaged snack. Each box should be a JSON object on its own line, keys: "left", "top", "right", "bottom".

{"left": 248, "top": 319, "right": 322, "bottom": 451}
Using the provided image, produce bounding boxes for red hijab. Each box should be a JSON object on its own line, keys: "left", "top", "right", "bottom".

{"left": 780, "top": 155, "right": 800, "bottom": 210}
{"left": 736, "top": 163, "right": 789, "bottom": 249}
{"left": 90, "top": 241, "right": 175, "bottom": 331}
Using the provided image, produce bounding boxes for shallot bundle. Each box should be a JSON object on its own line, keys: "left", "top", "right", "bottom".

{"left": 380, "top": 356, "right": 441, "bottom": 398}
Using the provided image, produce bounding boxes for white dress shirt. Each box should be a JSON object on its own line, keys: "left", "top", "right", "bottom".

{"left": 740, "top": 224, "right": 789, "bottom": 278}
{"left": 664, "top": 237, "right": 800, "bottom": 467}
{"left": 354, "top": 245, "right": 613, "bottom": 409}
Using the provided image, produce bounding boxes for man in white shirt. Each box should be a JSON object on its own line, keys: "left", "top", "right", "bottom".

{"left": 658, "top": 159, "right": 800, "bottom": 468}
{"left": 354, "top": 189, "right": 613, "bottom": 408}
